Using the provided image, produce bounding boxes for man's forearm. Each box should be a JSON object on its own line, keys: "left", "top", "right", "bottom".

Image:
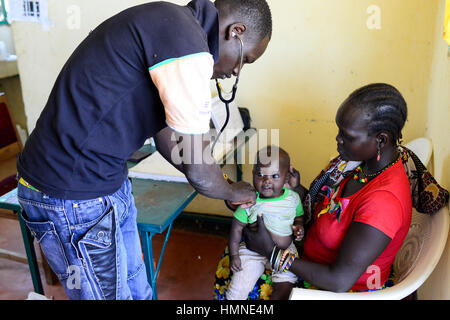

{"left": 184, "top": 163, "right": 233, "bottom": 200}
{"left": 154, "top": 126, "right": 234, "bottom": 199}
{"left": 154, "top": 127, "right": 256, "bottom": 205}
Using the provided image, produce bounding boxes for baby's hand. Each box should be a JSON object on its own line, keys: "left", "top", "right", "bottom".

{"left": 230, "top": 255, "right": 242, "bottom": 273}
{"left": 292, "top": 224, "right": 304, "bottom": 241}
{"left": 284, "top": 165, "right": 301, "bottom": 189}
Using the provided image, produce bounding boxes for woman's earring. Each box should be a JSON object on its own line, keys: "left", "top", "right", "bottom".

{"left": 377, "top": 145, "right": 381, "bottom": 162}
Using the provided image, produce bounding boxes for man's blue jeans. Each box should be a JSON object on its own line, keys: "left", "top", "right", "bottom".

{"left": 17, "top": 178, "right": 153, "bottom": 300}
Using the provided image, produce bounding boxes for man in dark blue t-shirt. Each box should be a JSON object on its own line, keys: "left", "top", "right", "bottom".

{"left": 16, "top": 0, "right": 272, "bottom": 299}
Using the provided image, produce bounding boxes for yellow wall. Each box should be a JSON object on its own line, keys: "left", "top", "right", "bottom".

{"left": 8, "top": 0, "right": 449, "bottom": 298}
{"left": 189, "top": 0, "right": 442, "bottom": 216}
{"left": 418, "top": 0, "right": 450, "bottom": 300}
{"left": 238, "top": 0, "right": 437, "bottom": 183}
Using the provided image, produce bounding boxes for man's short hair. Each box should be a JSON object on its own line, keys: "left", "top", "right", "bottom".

{"left": 215, "top": 0, "right": 272, "bottom": 41}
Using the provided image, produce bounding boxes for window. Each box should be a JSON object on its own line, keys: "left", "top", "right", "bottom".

{"left": 0, "top": 0, "right": 8, "bottom": 25}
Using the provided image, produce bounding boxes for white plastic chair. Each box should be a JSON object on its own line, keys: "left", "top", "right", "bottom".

{"left": 404, "top": 138, "right": 433, "bottom": 167}
{"left": 290, "top": 137, "right": 449, "bottom": 300}
{"left": 289, "top": 205, "right": 449, "bottom": 300}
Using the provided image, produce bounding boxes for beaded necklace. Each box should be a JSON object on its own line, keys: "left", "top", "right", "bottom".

{"left": 353, "top": 154, "right": 401, "bottom": 184}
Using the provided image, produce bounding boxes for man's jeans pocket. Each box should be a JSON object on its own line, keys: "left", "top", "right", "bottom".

{"left": 20, "top": 216, "right": 70, "bottom": 280}
{"left": 77, "top": 205, "right": 121, "bottom": 300}
{"left": 72, "top": 197, "right": 108, "bottom": 225}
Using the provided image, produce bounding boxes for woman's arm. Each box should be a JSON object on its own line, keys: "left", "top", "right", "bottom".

{"left": 290, "top": 221, "right": 390, "bottom": 292}
{"left": 243, "top": 215, "right": 391, "bottom": 292}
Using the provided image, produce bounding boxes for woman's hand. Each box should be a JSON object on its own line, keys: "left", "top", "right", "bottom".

{"left": 242, "top": 215, "right": 275, "bottom": 259}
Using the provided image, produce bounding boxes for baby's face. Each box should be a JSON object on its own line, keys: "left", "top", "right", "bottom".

{"left": 253, "top": 159, "right": 288, "bottom": 199}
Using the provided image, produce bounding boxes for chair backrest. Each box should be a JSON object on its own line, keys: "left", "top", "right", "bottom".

{"left": 404, "top": 138, "right": 432, "bottom": 167}
{"left": 393, "top": 209, "right": 431, "bottom": 282}
{"left": 394, "top": 137, "right": 447, "bottom": 284}
{"left": 0, "top": 92, "right": 22, "bottom": 161}
{"left": 393, "top": 206, "right": 449, "bottom": 287}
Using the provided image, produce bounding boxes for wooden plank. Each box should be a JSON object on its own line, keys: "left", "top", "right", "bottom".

{"left": 0, "top": 248, "right": 43, "bottom": 267}
{"left": 0, "top": 142, "right": 20, "bottom": 161}
{"left": 0, "top": 208, "right": 18, "bottom": 220}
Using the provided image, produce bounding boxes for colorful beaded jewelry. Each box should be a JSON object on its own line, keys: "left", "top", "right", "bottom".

{"left": 270, "top": 247, "right": 296, "bottom": 273}
{"left": 353, "top": 166, "right": 368, "bottom": 183}
{"left": 353, "top": 155, "right": 401, "bottom": 184}
{"left": 282, "top": 254, "right": 296, "bottom": 273}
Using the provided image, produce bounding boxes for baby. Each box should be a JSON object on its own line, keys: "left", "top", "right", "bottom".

{"left": 226, "top": 145, "right": 304, "bottom": 300}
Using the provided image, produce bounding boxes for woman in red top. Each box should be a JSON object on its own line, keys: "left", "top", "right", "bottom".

{"left": 243, "top": 83, "right": 412, "bottom": 298}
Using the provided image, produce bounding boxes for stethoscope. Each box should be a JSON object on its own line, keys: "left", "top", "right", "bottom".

{"left": 211, "top": 34, "right": 244, "bottom": 153}
{"left": 214, "top": 34, "right": 246, "bottom": 211}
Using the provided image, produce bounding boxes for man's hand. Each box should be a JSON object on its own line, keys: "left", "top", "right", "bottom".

{"left": 242, "top": 215, "right": 275, "bottom": 258}
{"left": 229, "top": 181, "right": 257, "bottom": 209}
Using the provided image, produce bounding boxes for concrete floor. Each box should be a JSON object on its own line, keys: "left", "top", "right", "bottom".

{"left": 0, "top": 155, "right": 229, "bottom": 300}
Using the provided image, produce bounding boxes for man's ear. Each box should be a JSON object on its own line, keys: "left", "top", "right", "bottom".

{"left": 226, "top": 22, "right": 247, "bottom": 40}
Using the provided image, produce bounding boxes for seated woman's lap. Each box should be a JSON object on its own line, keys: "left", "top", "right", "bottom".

{"left": 213, "top": 242, "right": 395, "bottom": 300}
{"left": 213, "top": 241, "right": 305, "bottom": 300}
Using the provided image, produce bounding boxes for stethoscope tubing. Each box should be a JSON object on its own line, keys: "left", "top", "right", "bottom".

{"left": 212, "top": 36, "right": 244, "bottom": 153}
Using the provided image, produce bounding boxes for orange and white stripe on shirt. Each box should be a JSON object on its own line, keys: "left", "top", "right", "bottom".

{"left": 149, "top": 52, "right": 214, "bottom": 135}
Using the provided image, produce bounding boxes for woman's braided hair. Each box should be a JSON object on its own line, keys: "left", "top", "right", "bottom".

{"left": 346, "top": 83, "right": 408, "bottom": 144}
